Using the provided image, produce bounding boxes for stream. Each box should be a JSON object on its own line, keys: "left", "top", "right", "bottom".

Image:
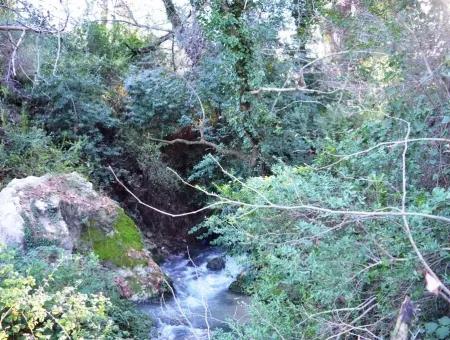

{"left": 139, "top": 248, "right": 250, "bottom": 340}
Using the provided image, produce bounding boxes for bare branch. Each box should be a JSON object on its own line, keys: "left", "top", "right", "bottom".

{"left": 108, "top": 165, "right": 223, "bottom": 218}
{"left": 91, "top": 19, "right": 172, "bottom": 32}
{"left": 52, "top": 30, "right": 61, "bottom": 76}
{"left": 249, "top": 50, "right": 389, "bottom": 96}
{"left": 0, "top": 25, "right": 46, "bottom": 32}
{"left": 148, "top": 137, "right": 248, "bottom": 161}
{"left": 138, "top": 32, "right": 174, "bottom": 53}
{"left": 249, "top": 86, "right": 340, "bottom": 95}
{"left": 110, "top": 158, "right": 450, "bottom": 226}
{"left": 395, "top": 117, "right": 450, "bottom": 301}
{"left": 313, "top": 137, "right": 450, "bottom": 170}
{"left": 7, "top": 29, "right": 26, "bottom": 78}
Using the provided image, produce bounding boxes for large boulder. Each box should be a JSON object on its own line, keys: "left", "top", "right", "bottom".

{"left": 0, "top": 172, "right": 169, "bottom": 301}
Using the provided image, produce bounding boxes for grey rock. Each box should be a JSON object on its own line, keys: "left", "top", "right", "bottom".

{"left": 206, "top": 256, "right": 226, "bottom": 271}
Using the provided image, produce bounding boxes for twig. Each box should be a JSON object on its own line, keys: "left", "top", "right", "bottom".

{"left": 396, "top": 118, "right": 450, "bottom": 302}
{"left": 161, "top": 276, "right": 199, "bottom": 339}
{"left": 108, "top": 165, "right": 223, "bottom": 218}
{"left": 313, "top": 137, "right": 450, "bottom": 170}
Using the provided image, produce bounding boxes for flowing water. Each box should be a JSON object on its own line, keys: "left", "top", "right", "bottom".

{"left": 140, "top": 248, "right": 249, "bottom": 340}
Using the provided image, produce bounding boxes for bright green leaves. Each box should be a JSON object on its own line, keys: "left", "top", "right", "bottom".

{"left": 0, "top": 126, "right": 85, "bottom": 189}
{"left": 0, "top": 246, "right": 152, "bottom": 339}
{"left": 0, "top": 248, "right": 114, "bottom": 339}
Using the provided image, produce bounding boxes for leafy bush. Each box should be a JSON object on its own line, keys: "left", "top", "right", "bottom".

{"left": 0, "top": 248, "right": 114, "bottom": 339}
{"left": 0, "top": 246, "right": 152, "bottom": 339}
{"left": 0, "top": 126, "right": 85, "bottom": 188}
{"left": 198, "top": 117, "right": 450, "bottom": 338}
{"left": 424, "top": 316, "right": 450, "bottom": 340}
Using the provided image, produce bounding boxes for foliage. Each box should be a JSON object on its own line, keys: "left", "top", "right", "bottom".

{"left": 1, "top": 0, "right": 450, "bottom": 338}
{"left": 0, "top": 125, "right": 85, "bottom": 188}
{"left": 200, "top": 113, "right": 450, "bottom": 338}
{"left": 13, "top": 246, "right": 152, "bottom": 339}
{"left": 125, "top": 68, "right": 192, "bottom": 133}
{"left": 24, "top": 23, "right": 147, "bottom": 186}
{"left": 0, "top": 246, "right": 152, "bottom": 339}
{"left": 424, "top": 316, "right": 450, "bottom": 340}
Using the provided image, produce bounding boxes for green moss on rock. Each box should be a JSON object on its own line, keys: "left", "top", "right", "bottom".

{"left": 82, "top": 209, "right": 146, "bottom": 267}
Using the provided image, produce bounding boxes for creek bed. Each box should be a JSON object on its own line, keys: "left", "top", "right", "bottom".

{"left": 139, "top": 248, "right": 249, "bottom": 340}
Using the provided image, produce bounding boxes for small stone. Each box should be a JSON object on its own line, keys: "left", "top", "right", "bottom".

{"left": 206, "top": 256, "right": 226, "bottom": 271}
{"left": 229, "top": 271, "right": 251, "bottom": 295}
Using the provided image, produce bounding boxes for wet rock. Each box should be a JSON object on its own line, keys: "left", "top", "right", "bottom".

{"left": 206, "top": 256, "right": 226, "bottom": 271}
{"left": 229, "top": 271, "right": 253, "bottom": 295}
{"left": 115, "top": 250, "right": 172, "bottom": 301}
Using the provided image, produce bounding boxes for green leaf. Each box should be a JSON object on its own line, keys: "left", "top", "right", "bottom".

{"left": 435, "top": 326, "right": 450, "bottom": 339}
{"left": 439, "top": 316, "right": 450, "bottom": 326}
{"left": 441, "top": 116, "right": 450, "bottom": 124}
{"left": 425, "top": 322, "right": 439, "bottom": 334}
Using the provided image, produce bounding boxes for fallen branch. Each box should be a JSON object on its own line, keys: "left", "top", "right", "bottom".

{"left": 313, "top": 137, "right": 450, "bottom": 170}
{"left": 249, "top": 50, "right": 388, "bottom": 96}
{"left": 391, "top": 296, "right": 415, "bottom": 340}
{"left": 149, "top": 137, "right": 248, "bottom": 161}
{"left": 109, "top": 161, "right": 450, "bottom": 225}
{"left": 108, "top": 165, "right": 223, "bottom": 218}
{"left": 249, "top": 86, "right": 340, "bottom": 95}
{"left": 91, "top": 19, "right": 172, "bottom": 32}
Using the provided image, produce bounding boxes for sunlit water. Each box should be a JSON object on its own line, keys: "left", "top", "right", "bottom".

{"left": 139, "top": 248, "right": 250, "bottom": 340}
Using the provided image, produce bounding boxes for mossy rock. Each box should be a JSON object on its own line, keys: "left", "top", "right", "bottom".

{"left": 82, "top": 208, "right": 147, "bottom": 268}
{"left": 229, "top": 271, "right": 254, "bottom": 295}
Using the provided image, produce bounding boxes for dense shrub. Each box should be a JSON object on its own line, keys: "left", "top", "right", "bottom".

{"left": 0, "top": 126, "right": 85, "bottom": 188}
{"left": 198, "top": 115, "right": 450, "bottom": 338}
{"left": 0, "top": 246, "right": 152, "bottom": 339}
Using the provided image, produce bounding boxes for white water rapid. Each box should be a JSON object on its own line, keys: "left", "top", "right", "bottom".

{"left": 139, "top": 248, "right": 249, "bottom": 340}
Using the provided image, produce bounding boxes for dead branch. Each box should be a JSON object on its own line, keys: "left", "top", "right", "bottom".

{"left": 313, "top": 137, "right": 450, "bottom": 170}
{"left": 91, "top": 19, "right": 172, "bottom": 32}
{"left": 391, "top": 296, "right": 414, "bottom": 340}
{"left": 138, "top": 32, "right": 174, "bottom": 53}
{"left": 0, "top": 25, "right": 41, "bottom": 32}
{"left": 249, "top": 50, "right": 389, "bottom": 96}
{"left": 148, "top": 137, "right": 249, "bottom": 161}
{"left": 6, "top": 29, "right": 26, "bottom": 78}
{"left": 108, "top": 165, "right": 223, "bottom": 218}
{"left": 248, "top": 86, "right": 340, "bottom": 95}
